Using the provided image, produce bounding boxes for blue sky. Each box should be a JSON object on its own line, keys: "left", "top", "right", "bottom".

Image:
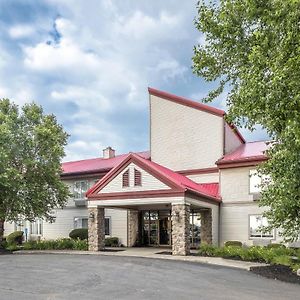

{"left": 0, "top": 0, "right": 268, "bottom": 161}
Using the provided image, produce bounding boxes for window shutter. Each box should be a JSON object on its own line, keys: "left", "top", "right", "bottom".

{"left": 134, "top": 169, "right": 142, "bottom": 186}
{"left": 122, "top": 169, "right": 129, "bottom": 187}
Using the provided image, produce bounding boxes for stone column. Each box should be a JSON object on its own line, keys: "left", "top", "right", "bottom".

{"left": 171, "top": 204, "right": 190, "bottom": 256}
{"left": 128, "top": 210, "right": 139, "bottom": 247}
{"left": 200, "top": 209, "right": 212, "bottom": 244}
{"left": 88, "top": 207, "right": 105, "bottom": 251}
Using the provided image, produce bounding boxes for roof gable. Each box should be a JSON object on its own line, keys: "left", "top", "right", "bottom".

{"left": 87, "top": 153, "right": 221, "bottom": 202}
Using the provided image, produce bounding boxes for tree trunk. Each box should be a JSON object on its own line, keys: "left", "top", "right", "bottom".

{"left": 0, "top": 219, "right": 4, "bottom": 249}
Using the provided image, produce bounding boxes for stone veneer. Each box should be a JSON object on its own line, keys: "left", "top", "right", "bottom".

{"left": 171, "top": 204, "right": 190, "bottom": 255}
{"left": 88, "top": 207, "right": 105, "bottom": 251}
{"left": 127, "top": 210, "right": 139, "bottom": 247}
{"left": 200, "top": 209, "right": 212, "bottom": 244}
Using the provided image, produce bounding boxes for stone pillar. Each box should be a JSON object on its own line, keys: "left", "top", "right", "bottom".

{"left": 171, "top": 204, "right": 190, "bottom": 256}
{"left": 200, "top": 209, "right": 212, "bottom": 244}
{"left": 88, "top": 207, "right": 105, "bottom": 251}
{"left": 128, "top": 210, "right": 139, "bottom": 247}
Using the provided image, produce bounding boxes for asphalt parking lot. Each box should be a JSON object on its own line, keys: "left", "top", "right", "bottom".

{"left": 0, "top": 254, "right": 299, "bottom": 300}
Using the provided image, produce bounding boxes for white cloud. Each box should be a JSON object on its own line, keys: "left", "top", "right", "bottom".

{"left": 8, "top": 25, "right": 35, "bottom": 39}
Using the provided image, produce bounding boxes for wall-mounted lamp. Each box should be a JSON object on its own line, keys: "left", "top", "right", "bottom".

{"left": 89, "top": 211, "right": 95, "bottom": 221}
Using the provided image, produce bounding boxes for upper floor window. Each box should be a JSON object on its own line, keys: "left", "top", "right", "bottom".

{"left": 134, "top": 169, "right": 142, "bottom": 186}
{"left": 249, "top": 169, "right": 270, "bottom": 194}
{"left": 74, "top": 181, "right": 88, "bottom": 199}
{"left": 122, "top": 169, "right": 129, "bottom": 187}
{"left": 249, "top": 215, "right": 274, "bottom": 239}
{"left": 249, "top": 169, "right": 261, "bottom": 194}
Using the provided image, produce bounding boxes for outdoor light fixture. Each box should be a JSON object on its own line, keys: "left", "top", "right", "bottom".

{"left": 89, "top": 211, "right": 95, "bottom": 221}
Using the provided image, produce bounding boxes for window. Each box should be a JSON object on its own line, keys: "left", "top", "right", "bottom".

{"left": 30, "top": 219, "right": 43, "bottom": 235}
{"left": 122, "top": 169, "right": 129, "bottom": 187}
{"left": 249, "top": 215, "right": 274, "bottom": 239}
{"left": 74, "top": 181, "right": 88, "bottom": 199}
{"left": 74, "top": 217, "right": 88, "bottom": 229}
{"left": 105, "top": 217, "right": 110, "bottom": 235}
{"left": 249, "top": 169, "right": 271, "bottom": 194}
{"left": 249, "top": 169, "right": 261, "bottom": 194}
{"left": 14, "top": 220, "right": 25, "bottom": 231}
{"left": 134, "top": 168, "right": 142, "bottom": 186}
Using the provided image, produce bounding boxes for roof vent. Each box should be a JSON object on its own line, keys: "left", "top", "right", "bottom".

{"left": 103, "top": 146, "right": 115, "bottom": 159}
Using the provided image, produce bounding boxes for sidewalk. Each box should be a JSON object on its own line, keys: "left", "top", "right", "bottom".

{"left": 13, "top": 247, "right": 267, "bottom": 271}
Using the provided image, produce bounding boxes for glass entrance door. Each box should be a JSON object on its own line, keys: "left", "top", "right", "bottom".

{"left": 141, "top": 210, "right": 171, "bottom": 246}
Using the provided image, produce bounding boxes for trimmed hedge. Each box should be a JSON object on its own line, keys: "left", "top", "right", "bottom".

{"left": 7, "top": 231, "right": 23, "bottom": 245}
{"left": 224, "top": 241, "right": 243, "bottom": 247}
{"left": 69, "top": 228, "right": 88, "bottom": 240}
{"left": 23, "top": 238, "right": 88, "bottom": 251}
{"left": 105, "top": 237, "right": 119, "bottom": 247}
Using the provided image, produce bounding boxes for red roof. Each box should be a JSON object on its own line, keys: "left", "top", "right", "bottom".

{"left": 217, "top": 141, "right": 268, "bottom": 165}
{"left": 87, "top": 153, "right": 221, "bottom": 202}
{"left": 62, "top": 151, "right": 150, "bottom": 175}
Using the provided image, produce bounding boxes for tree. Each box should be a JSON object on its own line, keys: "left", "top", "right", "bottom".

{"left": 193, "top": 0, "right": 300, "bottom": 241}
{"left": 0, "top": 99, "right": 69, "bottom": 246}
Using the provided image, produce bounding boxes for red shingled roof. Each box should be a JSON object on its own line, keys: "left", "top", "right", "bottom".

{"left": 87, "top": 153, "right": 221, "bottom": 202}
{"left": 217, "top": 141, "right": 268, "bottom": 166}
{"left": 62, "top": 151, "right": 150, "bottom": 175}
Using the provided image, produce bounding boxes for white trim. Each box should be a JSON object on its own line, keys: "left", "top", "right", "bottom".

{"left": 87, "top": 197, "right": 185, "bottom": 208}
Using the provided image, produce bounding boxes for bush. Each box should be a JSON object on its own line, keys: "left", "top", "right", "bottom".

{"left": 105, "top": 237, "right": 119, "bottom": 247}
{"left": 69, "top": 228, "right": 88, "bottom": 240}
{"left": 0, "top": 237, "right": 7, "bottom": 249}
{"left": 224, "top": 241, "right": 243, "bottom": 247}
{"left": 23, "top": 238, "right": 88, "bottom": 251}
{"left": 266, "top": 243, "right": 286, "bottom": 249}
{"left": 6, "top": 231, "right": 23, "bottom": 245}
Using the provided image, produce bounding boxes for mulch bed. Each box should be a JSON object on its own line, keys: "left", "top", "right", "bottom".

{"left": 250, "top": 265, "right": 300, "bottom": 285}
{"left": 0, "top": 248, "right": 11, "bottom": 255}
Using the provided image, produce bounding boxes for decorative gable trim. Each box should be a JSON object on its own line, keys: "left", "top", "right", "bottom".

{"left": 86, "top": 154, "right": 184, "bottom": 199}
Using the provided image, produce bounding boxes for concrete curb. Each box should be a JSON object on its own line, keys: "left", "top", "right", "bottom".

{"left": 12, "top": 250, "right": 268, "bottom": 271}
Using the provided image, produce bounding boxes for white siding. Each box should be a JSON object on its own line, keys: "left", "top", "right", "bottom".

{"left": 220, "top": 167, "right": 257, "bottom": 202}
{"left": 187, "top": 173, "right": 219, "bottom": 184}
{"left": 100, "top": 163, "right": 170, "bottom": 193}
{"left": 4, "top": 207, "right": 128, "bottom": 246}
{"left": 224, "top": 123, "right": 243, "bottom": 154}
{"left": 220, "top": 203, "right": 283, "bottom": 246}
{"left": 150, "top": 94, "right": 224, "bottom": 171}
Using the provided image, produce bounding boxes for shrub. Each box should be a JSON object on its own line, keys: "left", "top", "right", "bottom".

{"left": 69, "top": 228, "right": 88, "bottom": 240}
{"left": 198, "top": 243, "right": 219, "bottom": 256}
{"left": 224, "top": 241, "right": 243, "bottom": 247}
{"left": 6, "top": 243, "right": 18, "bottom": 251}
{"left": 105, "top": 237, "right": 119, "bottom": 247}
{"left": 0, "top": 237, "right": 7, "bottom": 249}
{"left": 266, "top": 243, "right": 286, "bottom": 249}
{"left": 6, "top": 231, "right": 23, "bottom": 245}
{"left": 23, "top": 238, "right": 88, "bottom": 251}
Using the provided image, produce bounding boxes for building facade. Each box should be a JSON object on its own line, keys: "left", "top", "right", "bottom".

{"left": 4, "top": 88, "right": 297, "bottom": 254}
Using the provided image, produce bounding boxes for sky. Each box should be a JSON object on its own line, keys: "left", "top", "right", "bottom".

{"left": 0, "top": 0, "right": 268, "bottom": 162}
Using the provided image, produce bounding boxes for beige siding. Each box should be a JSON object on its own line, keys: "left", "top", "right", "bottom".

{"left": 187, "top": 173, "right": 219, "bottom": 184}
{"left": 4, "top": 207, "right": 128, "bottom": 246}
{"left": 150, "top": 94, "right": 224, "bottom": 171}
{"left": 224, "top": 123, "right": 243, "bottom": 154}
{"left": 220, "top": 203, "right": 282, "bottom": 246}
{"left": 100, "top": 163, "right": 170, "bottom": 193}
{"left": 220, "top": 167, "right": 257, "bottom": 203}
{"left": 3, "top": 222, "right": 15, "bottom": 237}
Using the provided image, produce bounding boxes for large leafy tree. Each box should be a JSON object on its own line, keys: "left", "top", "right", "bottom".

{"left": 193, "top": 0, "right": 300, "bottom": 240}
{"left": 0, "top": 99, "right": 69, "bottom": 245}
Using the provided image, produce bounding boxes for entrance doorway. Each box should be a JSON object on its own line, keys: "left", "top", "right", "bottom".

{"left": 141, "top": 210, "right": 171, "bottom": 246}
